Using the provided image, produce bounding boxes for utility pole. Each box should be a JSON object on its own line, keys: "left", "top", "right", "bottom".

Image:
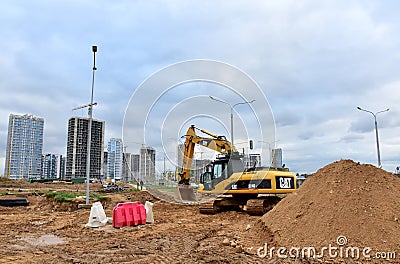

{"left": 72, "top": 45, "right": 98, "bottom": 205}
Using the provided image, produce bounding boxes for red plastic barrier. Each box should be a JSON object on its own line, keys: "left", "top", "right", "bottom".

{"left": 112, "top": 202, "right": 146, "bottom": 228}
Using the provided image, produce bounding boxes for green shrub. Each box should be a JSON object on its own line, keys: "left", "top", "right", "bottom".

{"left": 43, "top": 191, "right": 57, "bottom": 198}
{"left": 89, "top": 193, "right": 107, "bottom": 201}
{"left": 54, "top": 192, "right": 77, "bottom": 202}
{"left": 50, "top": 191, "right": 107, "bottom": 202}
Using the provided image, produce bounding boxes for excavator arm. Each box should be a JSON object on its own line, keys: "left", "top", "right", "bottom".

{"left": 178, "top": 125, "right": 237, "bottom": 185}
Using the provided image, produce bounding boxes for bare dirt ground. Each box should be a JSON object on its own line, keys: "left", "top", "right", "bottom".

{"left": 0, "top": 184, "right": 266, "bottom": 264}
{"left": 1, "top": 160, "right": 398, "bottom": 263}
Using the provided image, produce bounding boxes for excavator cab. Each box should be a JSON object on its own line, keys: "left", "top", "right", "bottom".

{"left": 200, "top": 155, "right": 244, "bottom": 191}
{"left": 177, "top": 155, "right": 244, "bottom": 201}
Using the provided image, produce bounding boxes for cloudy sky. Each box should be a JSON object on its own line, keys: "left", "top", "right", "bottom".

{"left": 1, "top": 0, "right": 399, "bottom": 174}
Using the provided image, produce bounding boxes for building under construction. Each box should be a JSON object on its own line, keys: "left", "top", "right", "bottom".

{"left": 65, "top": 117, "right": 105, "bottom": 180}
{"left": 140, "top": 145, "right": 155, "bottom": 183}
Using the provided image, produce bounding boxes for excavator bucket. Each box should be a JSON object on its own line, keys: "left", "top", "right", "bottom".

{"left": 175, "top": 185, "right": 197, "bottom": 202}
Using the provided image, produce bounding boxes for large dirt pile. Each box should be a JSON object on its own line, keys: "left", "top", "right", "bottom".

{"left": 254, "top": 159, "right": 400, "bottom": 255}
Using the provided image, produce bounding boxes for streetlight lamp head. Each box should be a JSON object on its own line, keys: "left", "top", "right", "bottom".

{"left": 357, "top": 105, "right": 389, "bottom": 168}
{"left": 92, "top": 45, "right": 97, "bottom": 52}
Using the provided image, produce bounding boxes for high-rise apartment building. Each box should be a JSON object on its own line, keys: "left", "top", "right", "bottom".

{"left": 65, "top": 117, "right": 104, "bottom": 180}
{"left": 107, "top": 138, "right": 123, "bottom": 181}
{"left": 60, "top": 156, "right": 66, "bottom": 179}
{"left": 123, "top": 152, "right": 141, "bottom": 183}
{"left": 243, "top": 153, "right": 261, "bottom": 170}
{"left": 121, "top": 152, "right": 140, "bottom": 183}
{"left": 140, "top": 145, "right": 155, "bottom": 182}
{"left": 176, "top": 143, "right": 184, "bottom": 169}
{"left": 122, "top": 152, "right": 130, "bottom": 183}
{"left": 271, "top": 148, "right": 283, "bottom": 168}
{"left": 41, "top": 154, "right": 65, "bottom": 179}
{"left": 102, "top": 150, "right": 108, "bottom": 179}
{"left": 4, "top": 114, "right": 44, "bottom": 180}
{"left": 131, "top": 154, "right": 140, "bottom": 181}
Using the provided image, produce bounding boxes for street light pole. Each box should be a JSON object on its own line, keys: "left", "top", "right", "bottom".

{"left": 230, "top": 109, "right": 234, "bottom": 146}
{"left": 85, "top": 45, "right": 97, "bottom": 204}
{"left": 163, "top": 153, "right": 166, "bottom": 181}
{"left": 72, "top": 45, "right": 98, "bottom": 205}
{"left": 357, "top": 106, "right": 389, "bottom": 168}
{"left": 209, "top": 96, "right": 255, "bottom": 146}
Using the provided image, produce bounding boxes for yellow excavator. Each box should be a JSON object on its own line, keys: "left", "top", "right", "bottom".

{"left": 177, "top": 125, "right": 297, "bottom": 215}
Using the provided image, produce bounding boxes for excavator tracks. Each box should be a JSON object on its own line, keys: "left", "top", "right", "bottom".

{"left": 245, "top": 196, "right": 282, "bottom": 216}
{"left": 199, "top": 197, "right": 245, "bottom": 214}
{"left": 199, "top": 196, "right": 282, "bottom": 215}
{"left": 199, "top": 200, "right": 219, "bottom": 214}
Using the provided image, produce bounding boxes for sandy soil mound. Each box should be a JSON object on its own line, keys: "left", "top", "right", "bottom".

{"left": 254, "top": 159, "right": 400, "bottom": 257}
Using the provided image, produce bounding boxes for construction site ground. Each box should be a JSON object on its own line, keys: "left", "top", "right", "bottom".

{"left": 1, "top": 159, "right": 399, "bottom": 264}
{"left": 0, "top": 182, "right": 266, "bottom": 264}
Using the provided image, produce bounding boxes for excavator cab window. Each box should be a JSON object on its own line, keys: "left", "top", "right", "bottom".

{"left": 201, "top": 171, "right": 212, "bottom": 183}
{"left": 200, "top": 159, "right": 230, "bottom": 190}
{"left": 213, "top": 162, "right": 228, "bottom": 180}
{"left": 200, "top": 171, "right": 212, "bottom": 190}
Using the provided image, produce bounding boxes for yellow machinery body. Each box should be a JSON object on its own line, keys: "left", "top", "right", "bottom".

{"left": 198, "top": 168, "right": 297, "bottom": 196}
{"left": 176, "top": 125, "right": 297, "bottom": 215}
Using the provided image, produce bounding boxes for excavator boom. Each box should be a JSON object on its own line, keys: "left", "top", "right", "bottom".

{"left": 178, "top": 125, "right": 237, "bottom": 184}
{"left": 176, "top": 125, "right": 237, "bottom": 201}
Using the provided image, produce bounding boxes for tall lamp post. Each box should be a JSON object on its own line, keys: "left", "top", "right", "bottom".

{"left": 209, "top": 96, "right": 255, "bottom": 146}
{"left": 357, "top": 106, "right": 389, "bottom": 168}
{"left": 72, "top": 45, "right": 98, "bottom": 205}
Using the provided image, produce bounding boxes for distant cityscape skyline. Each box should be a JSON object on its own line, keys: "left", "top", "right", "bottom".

{"left": 2, "top": 112, "right": 287, "bottom": 183}
{"left": 1, "top": 113, "right": 161, "bottom": 182}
